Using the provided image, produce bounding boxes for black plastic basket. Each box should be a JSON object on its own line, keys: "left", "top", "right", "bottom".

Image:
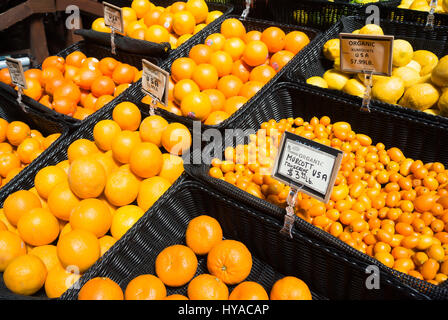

{"left": 268, "top": 0, "right": 402, "bottom": 31}
{"left": 286, "top": 15, "right": 448, "bottom": 127}
{"left": 58, "top": 178, "right": 431, "bottom": 300}
{"left": 0, "top": 93, "right": 190, "bottom": 300}
{"left": 126, "top": 14, "right": 320, "bottom": 131}
{"left": 380, "top": 2, "right": 448, "bottom": 27}
{"left": 184, "top": 81, "right": 448, "bottom": 300}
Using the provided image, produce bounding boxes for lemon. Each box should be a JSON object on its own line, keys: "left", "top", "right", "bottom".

{"left": 333, "top": 57, "right": 341, "bottom": 71}
{"left": 413, "top": 50, "right": 439, "bottom": 76}
{"left": 431, "top": 55, "right": 448, "bottom": 87}
{"left": 443, "top": 0, "right": 448, "bottom": 12}
{"left": 438, "top": 90, "right": 448, "bottom": 115}
{"left": 393, "top": 39, "right": 414, "bottom": 67}
{"left": 323, "top": 69, "right": 350, "bottom": 91}
{"left": 435, "top": 4, "right": 445, "bottom": 13}
{"left": 352, "top": 29, "right": 360, "bottom": 35}
{"left": 359, "top": 24, "right": 384, "bottom": 36}
{"left": 372, "top": 76, "right": 405, "bottom": 104}
{"left": 399, "top": 83, "right": 440, "bottom": 110}
{"left": 406, "top": 60, "right": 422, "bottom": 74}
{"left": 392, "top": 67, "right": 421, "bottom": 89}
{"left": 306, "top": 76, "right": 328, "bottom": 89}
{"left": 343, "top": 79, "right": 366, "bottom": 98}
{"left": 423, "top": 109, "right": 440, "bottom": 115}
{"left": 409, "top": 0, "right": 430, "bottom": 11}
{"left": 323, "top": 39, "right": 340, "bottom": 61}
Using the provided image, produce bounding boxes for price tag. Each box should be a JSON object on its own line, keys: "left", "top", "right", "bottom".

{"left": 272, "top": 131, "right": 343, "bottom": 203}
{"left": 141, "top": 59, "right": 169, "bottom": 108}
{"left": 339, "top": 33, "right": 394, "bottom": 76}
{"left": 6, "top": 57, "right": 26, "bottom": 89}
{"left": 103, "top": 2, "right": 124, "bottom": 33}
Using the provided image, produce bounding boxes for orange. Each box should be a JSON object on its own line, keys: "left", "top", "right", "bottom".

{"left": 129, "top": 27, "right": 146, "bottom": 40}
{"left": 17, "top": 208, "right": 60, "bottom": 246}
{"left": 186, "top": 215, "right": 223, "bottom": 255}
{"left": 64, "top": 65, "right": 79, "bottom": 82}
{"left": 56, "top": 159, "right": 70, "bottom": 174}
{"left": 114, "top": 83, "right": 131, "bottom": 97}
{"left": 239, "top": 80, "right": 263, "bottom": 99}
{"left": 206, "top": 10, "right": 222, "bottom": 24}
{"left": 104, "top": 166, "right": 141, "bottom": 207}
{"left": 186, "top": 0, "right": 208, "bottom": 23}
{"left": 171, "top": 1, "right": 187, "bottom": 13}
{"left": 249, "top": 65, "right": 276, "bottom": 84}
{"left": 93, "top": 119, "right": 122, "bottom": 151}
{"left": 205, "top": 111, "right": 230, "bottom": 125}
{"left": 17, "top": 137, "right": 40, "bottom": 164}
{"left": 34, "top": 165, "right": 67, "bottom": 199}
{"left": 78, "top": 277, "right": 124, "bottom": 300}
{"left": 176, "top": 34, "right": 193, "bottom": 47}
{"left": 28, "top": 245, "right": 61, "bottom": 272}
{"left": 6, "top": 121, "right": 30, "bottom": 147}
{"left": 0, "top": 118, "right": 8, "bottom": 142}
{"left": 3, "top": 190, "right": 42, "bottom": 226}
{"left": 112, "top": 63, "right": 136, "bottom": 85}
{"left": 217, "top": 75, "right": 243, "bottom": 98}
{"left": 124, "top": 274, "right": 166, "bottom": 300}
{"left": 70, "top": 198, "right": 112, "bottom": 238}
{"left": 129, "top": 142, "right": 163, "bottom": 178}
{"left": 94, "top": 94, "right": 114, "bottom": 111}
{"left": 57, "top": 229, "right": 100, "bottom": 273}
{"left": 0, "top": 152, "right": 20, "bottom": 178}
{"left": 205, "top": 33, "right": 226, "bottom": 51}
{"left": 155, "top": 244, "right": 198, "bottom": 287}
{"left": 243, "top": 40, "right": 269, "bottom": 67}
{"left": 220, "top": 18, "right": 246, "bottom": 39}
{"left": 68, "top": 157, "right": 107, "bottom": 199}
{"left": 42, "top": 66, "right": 63, "bottom": 84}
{"left": 261, "top": 27, "right": 286, "bottom": 53}
{"left": 67, "top": 139, "right": 99, "bottom": 163}
{"left": 192, "top": 64, "right": 219, "bottom": 90}
{"left": 188, "top": 274, "right": 229, "bottom": 300}
{"left": 210, "top": 51, "right": 233, "bottom": 77}
{"left": 0, "top": 221, "right": 6, "bottom": 231}
{"left": 229, "top": 281, "right": 269, "bottom": 300}
{"left": 202, "top": 89, "right": 226, "bottom": 112}
{"left": 159, "top": 101, "right": 183, "bottom": 116}
{"left": 173, "top": 79, "right": 200, "bottom": 104}
{"left": 47, "top": 181, "right": 80, "bottom": 221}
{"left": 3, "top": 167, "right": 22, "bottom": 185}
{"left": 25, "top": 69, "right": 44, "bottom": 86}
{"left": 171, "top": 57, "right": 197, "bottom": 82}
{"left": 159, "top": 153, "right": 184, "bottom": 183}
{"left": 231, "top": 60, "right": 251, "bottom": 82}
{"left": 42, "top": 56, "right": 65, "bottom": 73}
{"left": 181, "top": 91, "right": 212, "bottom": 121}
{"left": 3, "top": 254, "right": 47, "bottom": 295}
{"left": 65, "top": 51, "right": 87, "bottom": 68}
{"left": 139, "top": 115, "right": 169, "bottom": 147}
{"left": 0, "top": 230, "right": 26, "bottom": 271}
{"left": 90, "top": 76, "right": 115, "bottom": 98}
{"left": 270, "top": 50, "right": 294, "bottom": 72}
{"left": 143, "top": 8, "right": 164, "bottom": 27}
{"left": 137, "top": 176, "right": 171, "bottom": 211}
{"left": 92, "top": 17, "right": 111, "bottom": 33}
{"left": 161, "top": 122, "right": 192, "bottom": 155}
{"left": 270, "top": 276, "right": 312, "bottom": 300}
{"left": 207, "top": 239, "right": 252, "bottom": 284}
{"left": 145, "top": 25, "right": 170, "bottom": 43}
{"left": 122, "top": 7, "right": 137, "bottom": 22}
{"left": 99, "top": 235, "right": 117, "bottom": 256}
{"left": 158, "top": 12, "right": 174, "bottom": 32}
{"left": 44, "top": 265, "right": 81, "bottom": 298}
{"left": 0, "top": 68, "right": 12, "bottom": 85}
{"left": 80, "top": 93, "right": 97, "bottom": 109}
{"left": 285, "top": 31, "right": 310, "bottom": 54}
{"left": 223, "top": 38, "right": 246, "bottom": 61}
{"left": 0, "top": 142, "right": 12, "bottom": 155}
{"left": 112, "top": 101, "right": 142, "bottom": 131}
{"left": 164, "top": 294, "right": 189, "bottom": 300}
{"left": 189, "top": 44, "right": 213, "bottom": 64}
{"left": 110, "top": 205, "right": 144, "bottom": 239}
{"left": 111, "top": 130, "right": 141, "bottom": 164}
{"left": 172, "top": 11, "right": 196, "bottom": 36}
{"left": 244, "top": 30, "right": 262, "bottom": 43}
{"left": 132, "top": 0, "right": 152, "bottom": 18}
{"left": 53, "top": 98, "right": 77, "bottom": 116}
{"left": 22, "top": 78, "right": 43, "bottom": 101}
{"left": 73, "top": 67, "right": 102, "bottom": 90}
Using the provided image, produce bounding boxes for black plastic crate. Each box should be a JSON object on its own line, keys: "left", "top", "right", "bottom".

{"left": 0, "top": 93, "right": 190, "bottom": 300}
{"left": 59, "top": 179, "right": 429, "bottom": 300}
{"left": 184, "top": 81, "right": 448, "bottom": 300}
{"left": 126, "top": 14, "right": 320, "bottom": 131}
{"left": 286, "top": 15, "right": 448, "bottom": 128}
{"left": 380, "top": 2, "right": 448, "bottom": 27}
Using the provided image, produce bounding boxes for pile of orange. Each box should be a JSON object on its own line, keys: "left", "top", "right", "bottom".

{"left": 77, "top": 215, "right": 312, "bottom": 300}
{"left": 142, "top": 18, "right": 310, "bottom": 125}
{"left": 92, "top": 0, "right": 223, "bottom": 50}
{"left": 0, "top": 101, "right": 191, "bottom": 298}
{"left": 209, "top": 116, "right": 448, "bottom": 285}
{"left": 0, "top": 52, "right": 140, "bottom": 120}
{"left": 0, "top": 118, "right": 60, "bottom": 188}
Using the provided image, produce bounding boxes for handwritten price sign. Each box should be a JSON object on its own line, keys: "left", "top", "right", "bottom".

{"left": 6, "top": 57, "right": 26, "bottom": 89}
{"left": 103, "top": 2, "right": 124, "bottom": 33}
{"left": 141, "top": 59, "right": 169, "bottom": 106}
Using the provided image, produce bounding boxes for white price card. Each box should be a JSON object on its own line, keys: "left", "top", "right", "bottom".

{"left": 103, "top": 1, "right": 124, "bottom": 33}
{"left": 141, "top": 59, "right": 169, "bottom": 107}
{"left": 272, "top": 131, "right": 343, "bottom": 203}
{"left": 6, "top": 57, "right": 26, "bottom": 89}
{"left": 339, "top": 33, "right": 394, "bottom": 76}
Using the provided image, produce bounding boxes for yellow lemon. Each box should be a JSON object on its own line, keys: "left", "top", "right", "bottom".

{"left": 413, "top": 50, "right": 439, "bottom": 76}
{"left": 392, "top": 67, "right": 421, "bottom": 89}
{"left": 431, "top": 55, "right": 448, "bottom": 87}
{"left": 323, "top": 69, "right": 350, "bottom": 91}
{"left": 322, "top": 39, "right": 340, "bottom": 61}
{"left": 409, "top": 0, "right": 430, "bottom": 11}
{"left": 443, "top": 0, "right": 448, "bottom": 12}
{"left": 406, "top": 60, "right": 422, "bottom": 74}
{"left": 392, "top": 39, "right": 414, "bottom": 67}
{"left": 343, "top": 79, "right": 366, "bottom": 98}
{"left": 306, "top": 76, "right": 328, "bottom": 89}
{"left": 359, "top": 24, "right": 384, "bottom": 35}
{"left": 372, "top": 76, "right": 405, "bottom": 104}
{"left": 423, "top": 108, "right": 440, "bottom": 116}
{"left": 437, "top": 90, "right": 448, "bottom": 115}
{"left": 399, "top": 83, "right": 440, "bottom": 110}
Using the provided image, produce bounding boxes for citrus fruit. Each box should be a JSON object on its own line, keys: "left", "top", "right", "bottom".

{"left": 217, "top": 74, "right": 243, "bottom": 98}
{"left": 6, "top": 121, "right": 30, "bottom": 147}
{"left": 171, "top": 57, "right": 197, "bottom": 82}
{"left": 202, "top": 89, "right": 226, "bottom": 112}
{"left": 249, "top": 65, "right": 276, "bottom": 84}
{"left": 139, "top": 115, "right": 169, "bottom": 147}
{"left": 186, "top": 215, "right": 223, "bottom": 255}
{"left": 92, "top": 18, "right": 111, "bottom": 33}
{"left": 359, "top": 24, "right": 384, "bottom": 35}
{"left": 44, "top": 265, "right": 81, "bottom": 298}
{"left": 161, "top": 122, "right": 191, "bottom": 155}
{"left": 223, "top": 37, "right": 246, "bottom": 61}
{"left": 393, "top": 39, "right": 414, "bottom": 67}
{"left": 205, "top": 33, "right": 226, "bottom": 51}
{"left": 173, "top": 11, "right": 195, "bottom": 36}
{"left": 229, "top": 281, "right": 269, "bottom": 300}
{"left": 223, "top": 96, "right": 247, "bottom": 115}
{"left": 78, "top": 277, "right": 124, "bottom": 300}
{"left": 70, "top": 198, "right": 112, "bottom": 238}
{"left": 399, "top": 83, "right": 440, "bottom": 111}
{"left": 192, "top": 63, "right": 219, "bottom": 90}
{"left": 155, "top": 244, "right": 198, "bottom": 287}
{"left": 3, "top": 254, "right": 47, "bottom": 295}
{"left": 270, "top": 50, "right": 294, "bottom": 72}
{"left": 188, "top": 274, "right": 229, "bottom": 300}
{"left": 67, "top": 139, "right": 99, "bottom": 163}
{"left": 261, "top": 27, "right": 286, "bottom": 53}
{"left": 3, "top": 190, "right": 42, "bottom": 226}
{"left": 34, "top": 165, "right": 67, "bottom": 200}
{"left": 93, "top": 119, "right": 122, "bottom": 151}
{"left": 17, "top": 208, "right": 60, "bottom": 246}
{"left": 173, "top": 79, "right": 200, "bottom": 104}
{"left": 343, "top": 78, "right": 367, "bottom": 98}
{"left": 112, "top": 102, "right": 141, "bottom": 131}
{"left": 129, "top": 142, "right": 163, "bottom": 178}
{"left": 68, "top": 157, "right": 107, "bottom": 199}
{"left": 111, "top": 130, "right": 141, "bottom": 164}
{"left": 180, "top": 91, "right": 212, "bottom": 120}
{"left": 270, "top": 276, "right": 312, "bottom": 300}
{"left": 164, "top": 294, "right": 189, "bottom": 300}
{"left": 158, "top": 153, "right": 184, "bottom": 183}
{"left": 243, "top": 40, "right": 269, "bottom": 67}
{"left": 137, "top": 176, "right": 171, "bottom": 211}
{"left": 112, "top": 63, "right": 136, "bottom": 85}
{"left": 284, "top": 31, "right": 310, "bottom": 54}
{"left": 186, "top": 0, "right": 208, "bottom": 23}
{"left": 124, "top": 274, "right": 166, "bottom": 300}
{"left": 0, "top": 230, "right": 26, "bottom": 271}
{"left": 110, "top": 205, "right": 144, "bottom": 240}
{"left": 99, "top": 235, "right": 117, "bottom": 256}
{"left": 372, "top": 76, "right": 405, "bottom": 104}
{"left": 220, "top": 18, "right": 246, "bottom": 39}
